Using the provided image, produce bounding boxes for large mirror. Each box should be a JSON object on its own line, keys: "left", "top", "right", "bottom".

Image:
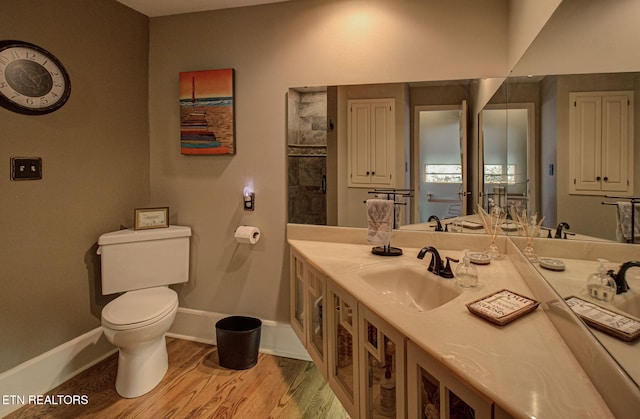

{"left": 287, "top": 79, "right": 501, "bottom": 230}
{"left": 287, "top": 72, "right": 638, "bottom": 241}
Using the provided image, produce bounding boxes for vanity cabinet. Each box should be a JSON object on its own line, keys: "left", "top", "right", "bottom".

{"left": 290, "top": 249, "right": 511, "bottom": 419}
{"left": 569, "top": 91, "right": 634, "bottom": 195}
{"left": 358, "top": 305, "right": 406, "bottom": 418}
{"left": 348, "top": 98, "right": 396, "bottom": 187}
{"left": 407, "top": 341, "right": 493, "bottom": 419}
{"left": 289, "top": 250, "right": 328, "bottom": 377}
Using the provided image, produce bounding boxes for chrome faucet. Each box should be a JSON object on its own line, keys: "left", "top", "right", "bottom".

{"left": 554, "top": 222, "right": 570, "bottom": 239}
{"left": 609, "top": 261, "right": 639, "bottom": 294}
{"left": 428, "top": 215, "right": 443, "bottom": 232}
{"left": 417, "top": 246, "right": 457, "bottom": 278}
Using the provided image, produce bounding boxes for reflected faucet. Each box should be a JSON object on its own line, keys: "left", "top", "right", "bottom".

{"left": 428, "top": 215, "right": 443, "bottom": 232}
{"left": 417, "top": 246, "right": 457, "bottom": 278}
{"left": 609, "top": 261, "right": 639, "bottom": 294}
{"left": 554, "top": 222, "right": 570, "bottom": 239}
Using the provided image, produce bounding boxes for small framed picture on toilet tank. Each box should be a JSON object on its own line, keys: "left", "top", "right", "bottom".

{"left": 134, "top": 207, "right": 169, "bottom": 230}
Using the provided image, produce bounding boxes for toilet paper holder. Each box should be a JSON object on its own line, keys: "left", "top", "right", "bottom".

{"left": 234, "top": 226, "right": 261, "bottom": 244}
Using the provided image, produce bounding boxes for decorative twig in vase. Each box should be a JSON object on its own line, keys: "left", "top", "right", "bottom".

{"left": 477, "top": 205, "right": 506, "bottom": 259}
{"left": 509, "top": 208, "right": 545, "bottom": 262}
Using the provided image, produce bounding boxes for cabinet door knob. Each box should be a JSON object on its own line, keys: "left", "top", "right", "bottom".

{"left": 603, "top": 176, "right": 608, "bottom": 182}
{"left": 596, "top": 176, "right": 602, "bottom": 181}
{"left": 371, "top": 171, "right": 375, "bottom": 175}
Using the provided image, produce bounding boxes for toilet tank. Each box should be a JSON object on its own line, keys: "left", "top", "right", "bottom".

{"left": 98, "top": 225, "right": 191, "bottom": 295}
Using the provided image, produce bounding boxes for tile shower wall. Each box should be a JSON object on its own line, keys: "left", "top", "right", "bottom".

{"left": 288, "top": 90, "right": 327, "bottom": 224}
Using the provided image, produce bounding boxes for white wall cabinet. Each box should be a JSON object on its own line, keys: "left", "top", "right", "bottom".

{"left": 348, "top": 98, "right": 396, "bottom": 187}
{"left": 569, "top": 91, "right": 634, "bottom": 196}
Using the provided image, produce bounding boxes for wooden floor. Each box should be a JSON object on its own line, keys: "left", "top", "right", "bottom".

{"left": 7, "top": 338, "right": 347, "bottom": 419}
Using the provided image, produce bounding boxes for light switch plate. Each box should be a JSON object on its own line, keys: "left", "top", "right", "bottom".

{"left": 11, "top": 157, "right": 42, "bottom": 180}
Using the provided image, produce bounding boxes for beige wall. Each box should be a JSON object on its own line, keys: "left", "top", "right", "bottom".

{"left": 148, "top": 0, "right": 508, "bottom": 322}
{"left": 0, "top": 0, "right": 149, "bottom": 372}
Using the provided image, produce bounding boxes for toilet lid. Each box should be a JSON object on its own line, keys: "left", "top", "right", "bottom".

{"left": 102, "top": 287, "right": 178, "bottom": 330}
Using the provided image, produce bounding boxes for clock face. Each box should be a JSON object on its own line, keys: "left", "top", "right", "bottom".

{"left": 0, "top": 40, "right": 71, "bottom": 115}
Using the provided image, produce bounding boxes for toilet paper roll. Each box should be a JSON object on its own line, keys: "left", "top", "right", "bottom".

{"left": 234, "top": 226, "right": 261, "bottom": 244}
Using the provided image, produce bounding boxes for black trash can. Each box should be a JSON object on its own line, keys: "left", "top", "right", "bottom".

{"left": 215, "top": 316, "right": 262, "bottom": 370}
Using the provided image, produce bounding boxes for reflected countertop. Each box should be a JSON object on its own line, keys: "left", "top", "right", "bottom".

{"left": 534, "top": 257, "right": 640, "bottom": 385}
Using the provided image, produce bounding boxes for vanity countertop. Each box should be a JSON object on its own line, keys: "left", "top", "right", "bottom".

{"left": 288, "top": 226, "right": 614, "bottom": 418}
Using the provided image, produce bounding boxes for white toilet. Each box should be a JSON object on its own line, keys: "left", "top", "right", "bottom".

{"left": 97, "top": 225, "right": 191, "bottom": 398}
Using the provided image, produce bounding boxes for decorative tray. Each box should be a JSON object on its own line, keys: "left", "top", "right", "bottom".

{"left": 466, "top": 289, "right": 540, "bottom": 326}
{"left": 565, "top": 296, "right": 640, "bottom": 342}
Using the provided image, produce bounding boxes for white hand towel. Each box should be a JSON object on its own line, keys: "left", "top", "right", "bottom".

{"left": 367, "top": 199, "right": 394, "bottom": 245}
{"left": 616, "top": 202, "right": 640, "bottom": 242}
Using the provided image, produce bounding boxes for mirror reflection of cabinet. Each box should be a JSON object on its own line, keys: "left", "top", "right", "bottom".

{"left": 289, "top": 250, "right": 328, "bottom": 377}
{"left": 348, "top": 98, "right": 396, "bottom": 187}
{"left": 358, "top": 305, "right": 406, "bottom": 418}
{"left": 327, "top": 281, "right": 360, "bottom": 417}
{"left": 569, "top": 91, "right": 634, "bottom": 195}
{"left": 407, "top": 341, "right": 495, "bottom": 419}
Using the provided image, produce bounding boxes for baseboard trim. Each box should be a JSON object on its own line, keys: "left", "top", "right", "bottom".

{"left": 0, "top": 327, "right": 116, "bottom": 417}
{"left": 168, "top": 307, "right": 311, "bottom": 362}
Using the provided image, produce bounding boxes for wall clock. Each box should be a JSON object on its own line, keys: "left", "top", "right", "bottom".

{"left": 0, "top": 40, "right": 71, "bottom": 115}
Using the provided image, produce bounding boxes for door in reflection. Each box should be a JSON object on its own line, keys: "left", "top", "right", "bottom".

{"left": 481, "top": 104, "right": 535, "bottom": 215}
{"left": 414, "top": 101, "right": 468, "bottom": 222}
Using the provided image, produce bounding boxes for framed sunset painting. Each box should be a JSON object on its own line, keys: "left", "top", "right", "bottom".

{"left": 179, "top": 68, "right": 235, "bottom": 155}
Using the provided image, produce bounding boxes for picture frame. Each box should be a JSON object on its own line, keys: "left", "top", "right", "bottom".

{"left": 134, "top": 207, "right": 169, "bottom": 230}
{"left": 179, "top": 68, "right": 236, "bottom": 155}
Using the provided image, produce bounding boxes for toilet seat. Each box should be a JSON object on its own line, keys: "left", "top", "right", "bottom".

{"left": 102, "top": 287, "right": 178, "bottom": 331}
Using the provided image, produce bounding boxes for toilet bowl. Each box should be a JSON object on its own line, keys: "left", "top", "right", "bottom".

{"left": 101, "top": 287, "right": 179, "bottom": 398}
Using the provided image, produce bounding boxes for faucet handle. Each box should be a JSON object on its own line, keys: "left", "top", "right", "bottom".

{"left": 441, "top": 257, "right": 459, "bottom": 278}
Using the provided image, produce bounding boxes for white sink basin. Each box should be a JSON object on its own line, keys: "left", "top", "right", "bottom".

{"left": 350, "top": 259, "right": 461, "bottom": 312}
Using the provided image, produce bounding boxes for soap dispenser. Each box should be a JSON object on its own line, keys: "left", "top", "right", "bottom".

{"left": 455, "top": 249, "right": 478, "bottom": 288}
{"left": 587, "top": 259, "right": 616, "bottom": 302}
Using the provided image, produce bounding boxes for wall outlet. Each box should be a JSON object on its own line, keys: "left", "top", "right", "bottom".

{"left": 11, "top": 157, "right": 42, "bottom": 180}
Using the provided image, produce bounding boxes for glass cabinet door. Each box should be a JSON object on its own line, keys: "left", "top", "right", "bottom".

{"left": 407, "top": 341, "right": 493, "bottom": 419}
{"left": 359, "top": 306, "right": 406, "bottom": 418}
{"left": 328, "top": 282, "right": 359, "bottom": 418}
{"left": 289, "top": 251, "right": 306, "bottom": 345}
{"left": 306, "top": 264, "right": 327, "bottom": 376}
